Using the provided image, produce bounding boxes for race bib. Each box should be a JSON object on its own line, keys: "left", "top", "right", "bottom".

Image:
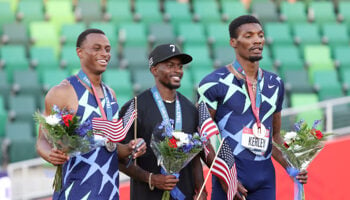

{"left": 241, "top": 125, "right": 270, "bottom": 155}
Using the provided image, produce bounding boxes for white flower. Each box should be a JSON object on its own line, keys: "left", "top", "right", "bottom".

{"left": 45, "top": 115, "right": 61, "bottom": 126}
{"left": 173, "top": 131, "right": 190, "bottom": 147}
{"left": 284, "top": 131, "right": 297, "bottom": 144}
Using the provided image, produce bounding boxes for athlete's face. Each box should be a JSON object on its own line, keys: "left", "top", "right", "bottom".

{"left": 152, "top": 57, "right": 183, "bottom": 90}
{"left": 230, "top": 23, "right": 265, "bottom": 62}
{"left": 77, "top": 33, "right": 111, "bottom": 74}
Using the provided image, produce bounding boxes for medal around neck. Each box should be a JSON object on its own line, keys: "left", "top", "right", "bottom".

{"left": 105, "top": 140, "right": 117, "bottom": 152}
{"left": 252, "top": 123, "right": 267, "bottom": 138}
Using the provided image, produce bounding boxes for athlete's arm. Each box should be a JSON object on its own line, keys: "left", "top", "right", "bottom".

{"left": 192, "top": 154, "right": 207, "bottom": 199}
{"left": 272, "top": 112, "right": 308, "bottom": 184}
{"left": 117, "top": 138, "right": 146, "bottom": 159}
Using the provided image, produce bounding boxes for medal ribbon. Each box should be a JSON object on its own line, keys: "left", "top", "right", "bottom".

{"left": 232, "top": 60, "right": 263, "bottom": 128}
{"left": 77, "top": 70, "right": 113, "bottom": 121}
{"left": 151, "top": 86, "right": 182, "bottom": 130}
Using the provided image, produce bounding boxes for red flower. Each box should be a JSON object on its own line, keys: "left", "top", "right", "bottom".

{"left": 62, "top": 114, "right": 73, "bottom": 127}
{"left": 314, "top": 130, "right": 323, "bottom": 139}
{"left": 284, "top": 142, "right": 289, "bottom": 148}
{"left": 168, "top": 137, "right": 178, "bottom": 148}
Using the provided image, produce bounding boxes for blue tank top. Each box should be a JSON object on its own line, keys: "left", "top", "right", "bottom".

{"left": 53, "top": 75, "right": 120, "bottom": 200}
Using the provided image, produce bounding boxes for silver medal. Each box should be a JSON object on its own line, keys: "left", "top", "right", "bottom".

{"left": 105, "top": 140, "right": 116, "bottom": 152}
{"left": 252, "top": 123, "right": 267, "bottom": 138}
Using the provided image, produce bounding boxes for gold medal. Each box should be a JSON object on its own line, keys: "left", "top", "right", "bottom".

{"left": 105, "top": 140, "right": 116, "bottom": 152}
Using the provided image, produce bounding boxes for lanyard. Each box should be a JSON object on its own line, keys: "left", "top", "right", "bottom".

{"left": 77, "top": 70, "right": 113, "bottom": 121}
{"left": 232, "top": 60, "right": 263, "bottom": 127}
{"left": 151, "top": 86, "right": 182, "bottom": 131}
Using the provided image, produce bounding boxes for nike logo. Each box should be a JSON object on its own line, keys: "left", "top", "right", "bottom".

{"left": 111, "top": 102, "right": 117, "bottom": 105}
{"left": 268, "top": 84, "right": 275, "bottom": 89}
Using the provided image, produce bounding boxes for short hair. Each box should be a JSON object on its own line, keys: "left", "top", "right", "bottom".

{"left": 229, "top": 15, "right": 262, "bottom": 39}
{"left": 76, "top": 28, "right": 105, "bottom": 48}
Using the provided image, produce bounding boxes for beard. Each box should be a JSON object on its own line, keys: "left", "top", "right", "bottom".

{"left": 160, "top": 80, "right": 181, "bottom": 90}
{"left": 248, "top": 55, "right": 263, "bottom": 62}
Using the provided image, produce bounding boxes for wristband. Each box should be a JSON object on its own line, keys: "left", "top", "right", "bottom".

{"left": 148, "top": 172, "right": 154, "bottom": 191}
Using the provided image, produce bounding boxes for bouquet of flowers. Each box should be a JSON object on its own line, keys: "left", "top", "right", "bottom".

{"left": 150, "top": 120, "right": 206, "bottom": 200}
{"left": 34, "top": 105, "right": 104, "bottom": 191}
{"left": 274, "top": 119, "right": 332, "bottom": 200}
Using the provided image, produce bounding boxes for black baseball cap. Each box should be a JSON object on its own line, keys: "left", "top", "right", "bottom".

{"left": 148, "top": 44, "right": 192, "bottom": 68}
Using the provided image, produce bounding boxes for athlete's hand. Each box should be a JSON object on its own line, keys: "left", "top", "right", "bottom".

{"left": 151, "top": 174, "right": 179, "bottom": 191}
{"left": 234, "top": 181, "right": 248, "bottom": 200}
{"left": 296, "top": 170, "right": 308, "bottom": 184}
{"left": 128, "top": 138, "right": 146, "bottom": 159}
{"left": 48, "top": 149, "right": 69, "bottom": 165}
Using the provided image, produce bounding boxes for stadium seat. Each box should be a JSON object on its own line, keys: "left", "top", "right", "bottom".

{"left": 221, "top": 1, "right": 248, "bottom": 22}
{"left": 251, "top": 2, "right": 279, "bottom": 24}
{"left": 0, "top": 72, "right": 10, "bottom": 107}
{"left": 17, "top": 0, "right": 44, "bottom": 24}
{"left": 134, "top": 1, "right": 163, "bottom": 24}
{"left": 280, "top": 1, "right": 307, "bottom": 25}
{"left": 213, "top": 46, "right": 235, "bottom": 68}
{"left": 177, "top": 22, "right": 206, "bottom": 46}
{"left": 61, "top": 23, "right": 86, "bottom": 46}
{"left": 132, "top": 69, "right": 154, "bottom": 95}
{"left": 293, "top": 23, "right": 321, "bottom": 46}
{"left": 264, "top": 22, "right": 294, "bottom": 46}
{"left": 317, "top": 84, "right": 344, "bottom": 101}
{"left": 0, "top": 2, "right": 15, "bottom": 33}
{"left": 260, "top": 48, "right": 275, "bottom": 73}
{"left": 116, "top": 94, "right": 132, "bottom": 108}
{"left": 177, "top": 69, "right": 194, "bottom": 102}
{"left": 60, "top": 45, "right": 81, "bottom": 73}
{"left": 183, "top": 44, "right": 213, "bottom": 70}
{"left": 333, "top": 46, "right": 350, "bottom": 74}
{"left": 42, "top": 69, "right": 69, "bottom": 92}
{"left": 283, "top": 69, "right": 314, "bottom": 93}
{"left": 321, "top": 23, "right": 349, "bottom": 48}
{"left": 308, "top": 2, "right": 336, "bottom": 25}
{"left": 121, "top": 46, "right": 148, "bottom": 71}
{"left": 338, "top": 2, "right": 350, "bottom": 28}
{"left": 29, "top": 21, "right": 60, "bottom": 55}
{"left": 105, "top": 0, "right": 133, "bottom": 25}
{"left": 30, "top": 46, "right": 60, "bottom": 80}
{"left": 12, "top": 70, "right": 42, "bottom": 107}
{"left": 304, "top": 45, "right": 334, "bottom": 81}
{"left": 46, "top": 0, "right": 75, "bottom": 32}
{"left": 89, "top": 22, "right": 118, "bottom": 47}
{"left": 75, "top": 0, "right": 102, "bottom": 25}
{"left": 207, "top": 23, "right": 229, "bottom": 48}
{"left": 193, "top": 1, "right": 221, "bottom": 24}
{"left": 1, "top": 23, "right": 28, "bottom": 45}
{"left": 8, "top": 95, "right": 37, "bottom": 123}
{"left": 0, "top": 96, "right": 7, "bottom": 138}
{"left": 341, "top": 69, "right": 350, "bottom": 94}
{"left": 313, "top": 69, "right": 340, "bottom": 89}
{"left": 5, "top": 121, "right": 33, "bottom": 141}
{"left": 164, "top": 1, "right": 192, "bottom": 26}
{"left": 332, "top": 104, "right": 350, "bottom": 129}
{"left": 271, "top": 45, "right": 304, "bottom": 75}
{"left": 103, "top": 69, "right": 133, "bottom": 97}
{"left": 118, "top": 22, "right": 148, "bottom": 47}
{"left": 0, "top": 45, "right": 30, "bottom": 82}
{"left": 148, "top": 23, "right": 176, "bottom": 46}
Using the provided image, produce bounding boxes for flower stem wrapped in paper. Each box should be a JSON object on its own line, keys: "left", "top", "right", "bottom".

{"left": 274, "top": 120, "right": 332, "bottom": 200}
{"left": 150, "top": 120, "right": 206, "bottom": 200}
{"left": 34, "top": 105, "right": 106, "bottom": 192}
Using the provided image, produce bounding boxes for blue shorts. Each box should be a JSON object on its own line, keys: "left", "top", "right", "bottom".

{"left": 211, "top": 158, "right": 276, "bottom": 200}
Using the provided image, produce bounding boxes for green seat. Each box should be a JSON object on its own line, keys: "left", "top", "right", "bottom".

{"left": 0, "top": 45, "right": 29, "bottom": 82}
{"left": 177, "top": 69, "right": 194, "bottom": 102}
{"left": 121, "top": 46, "right": 148, "bottom": 71}
{"left": 46, "top": 0, "right": 75, "bottom": 32}
{"left": 193, "top": 1, "right": 221, "bottom": 24}
{"left": 0, "top": 2, "right": 15, "bottom": 33}
{"left": 284, "top": 69, "right": 313, "bottom": 93}
{"left": 30, "top": 46, "right": 60, "bottom": 79}
{"left": 321, "top": 23, "right": 349, "bottom": 48}
{"left": 17, "top": 0, "right": 44, "bottom": 24}
{"left": 164, "top": 1, "right": 192, "bottom": 26}
{"left": 177, "top": 22, "right": 206, "bottom": 46}
{"left": 341, "top": 69, "right": 350, "bottom": 95}
{"left": 42, "top": 69, "right": 68, "bottom": 92}
{"left": 0, "top": 72, "right": 10, "bottom": 105}
{"left": 105, "top": 0, "right": 133, "bottom": 24}
{"left": 213, "top": 46, "right": 235, "bottom": 68}
{"left": 134, "top": 1, "right": 163, "bottom": 24}
{"left": 118, "top": 22, "right": 148, "bottom": 47}
{"left": 280, "top": 1, "right": 307, "bottom": 25}
{"left": 308, "top": 2, "right": 336, "bottom": 25}
{"left": 75, "top": 1, "right": 102, "bottom": 24}
{"left": 2, "top": 23, "right": 28, "bottom": 45}
{"left": 60, "top": 45, "right": 81, "bottom": 73}
{"left": 290, "top": 93, "right": 323, "bottom": 130}
{"left": 251, "top": 2, "right": 279, "bottom": 24}
{"left": 304, "top": 45, "right": 334, "bottom": 81}
{"left": 313, "top": 69, "right": 339, "bottom": 89}
{"left": 5, "top": 121, "right": 37, "bottom": 163}
{"left": 207, "top": 23, "right": 229, "bottom": 48}
{"left": 103, "top": 69, "right": 133, "bottom": 97}
{"left": 334, "top": 46, "right": 350, "bottom": 74}
{"left": 12, "top": 70, "right": 41, "bottom": 107}
{"left": 184, "top": 45, "right": 213, "bottom": 70}
{"left": 264, "top": 22, "right": 293, "bottom": 46}
{"left": 149, "top": 23, "right": 176, "bottom": 46}
{"left": 29, "top": 21, "right": 60, "bottom": 55}
{"left": 332, "top": 104, "right": 350, "bottom": 129}
{"left": 116, "top": 94, "right": 133, "bottom": 108}
{"left": 293, "top": 23, "right": 321, "bottom": 46}
{"left": 317, "top": 84, "right": 344, "bottom": 101}
{"left": 338, "top": 2, "right": 350, "bottom": 28}
{"left": 132, "top": 69, "right": 154, "bottom": 95}
{"left": 89, "top": 22, "right": 118, "bottom": 46}
{"left": 221, "top": 1, "right": 248, "bottom": 22}
{"left": 260, "top": 49, "right": 275, "bottom": 73}
{"left": 0, "top": 97, "right": 7, "bottom": 138}
{"left": 61, "top": 23, "right": 86, "bottom": 46}
{"left": 8, "top": 95, "right": 37, "bottom": 122}
{"left": 272, "top": 45, "right": 304, "bottom": 74}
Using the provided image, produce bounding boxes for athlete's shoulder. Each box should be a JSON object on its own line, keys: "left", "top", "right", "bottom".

{"left": 263, "top": 70, "right": 284, "bottom": 86}
{"left": 199, "top": 66, "right": 230, "bottom": 87}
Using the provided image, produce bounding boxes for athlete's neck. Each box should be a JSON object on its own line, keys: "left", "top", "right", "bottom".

{"left": 155, "top": 82, "right": 176, "bottom": 102}
{"left": 236, "top": 57, "right": 259, "bottom": 81}
{"left": 81, "top": 68, "right": 102, "bottom": 87}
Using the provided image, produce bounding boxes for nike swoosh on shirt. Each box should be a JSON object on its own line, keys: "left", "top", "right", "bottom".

{"left": 268, "top": 84, "right": 275, "bottom": 89}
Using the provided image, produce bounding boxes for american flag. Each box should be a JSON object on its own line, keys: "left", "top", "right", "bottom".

{"left": 212, "top": 137, "right": 238, "bottom": 200}
{"left": 92, "top": 99, "right": 136, "bottom": 142}
{"left": 198, "top": 101, "right": 219, "bottom": 139}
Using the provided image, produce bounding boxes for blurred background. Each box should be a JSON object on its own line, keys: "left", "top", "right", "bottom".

{"left": 0, "top": 0, "right": 349, "bottom": 199}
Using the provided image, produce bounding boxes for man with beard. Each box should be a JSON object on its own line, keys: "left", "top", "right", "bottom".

{"left": 197, "top": 15, "right": 308, "bottom": 200}
{"left": 119, "top": 44, "right": 207, "bottom": 200}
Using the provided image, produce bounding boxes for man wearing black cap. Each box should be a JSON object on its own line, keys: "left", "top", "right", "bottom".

{"left": 119, "top": 44, "right": 207, "bottom": 200}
